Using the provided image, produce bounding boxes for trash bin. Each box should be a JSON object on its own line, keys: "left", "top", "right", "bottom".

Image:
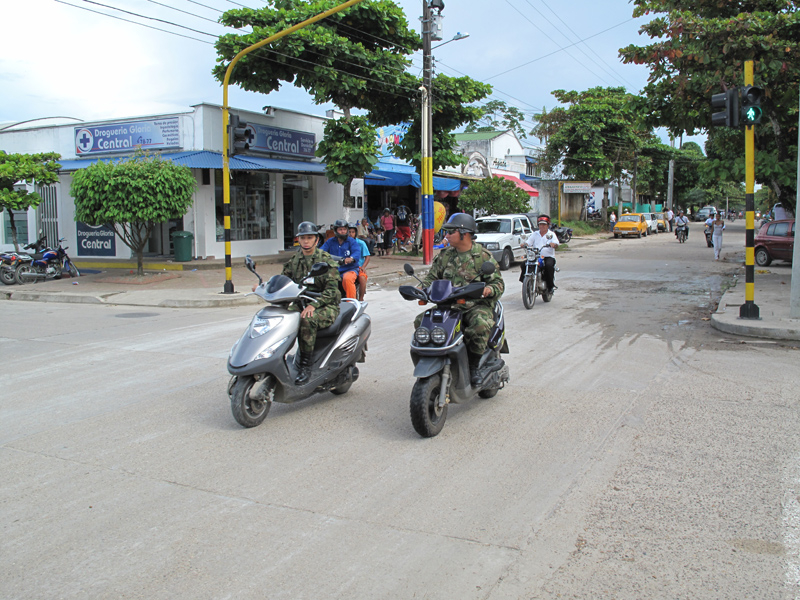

{"left": 171, "top": 230, "right": 193, "bottom": 262}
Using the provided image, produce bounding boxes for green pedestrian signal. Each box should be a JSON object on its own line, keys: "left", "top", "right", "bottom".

{"left": 741, "top": 86, "right": 764, "bottom": 125}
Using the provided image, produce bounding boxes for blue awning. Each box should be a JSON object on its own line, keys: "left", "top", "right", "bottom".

{"left": 432, "top": 176, "right": 460, "bottom": 192}
{"left": 57, "top": 151, "right": 326, "bottom": 173}
{"left": 365, "top": 161, "right": 461, "bottom": 191}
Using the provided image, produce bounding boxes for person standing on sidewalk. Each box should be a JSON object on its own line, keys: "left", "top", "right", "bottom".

{"left": 380, "top": 209, "right": 395, "bottom": 255}
{"left": 666, "top": 208, "right": 674, "bottom": 232}
{"left": 711, "top": 212, "right": 726, "bottom": 260}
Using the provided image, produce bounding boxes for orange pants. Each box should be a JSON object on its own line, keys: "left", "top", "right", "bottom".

{"left": 341, "top": 270, "right": 358, "bottom": 299}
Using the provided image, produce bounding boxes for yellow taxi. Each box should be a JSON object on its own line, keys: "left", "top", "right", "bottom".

{"left": 613, "top": 213, "right": 649, "bottom": 238}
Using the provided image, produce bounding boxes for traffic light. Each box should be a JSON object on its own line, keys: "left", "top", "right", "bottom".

{"left": 229, "top": 114, "right": 251, "bottom": 155}
{"left": 741, "top": 85, "right": 764, "bottom": 125}
{"left": 711, "top": 87, "right": 739, "bottom": 128}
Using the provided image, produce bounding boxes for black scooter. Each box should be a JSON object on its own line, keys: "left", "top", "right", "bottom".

{"left": 399, "top": 262, "right": 510, "bottom": 438}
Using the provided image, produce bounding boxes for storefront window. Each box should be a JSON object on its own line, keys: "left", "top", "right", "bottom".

{"left": 215, "top": 171, "right": 276, "bottom": 241}
{"left": 282, "top": 175, "right": 314, "bottom": 248}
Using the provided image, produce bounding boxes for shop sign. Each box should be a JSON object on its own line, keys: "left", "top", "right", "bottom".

{"left": 75, "top": 118, "right": 181, "bottom": 156}
{"left": 562, "top": 181, "right": 592, "bottom": 194}
{"left": 376, "top": 123, "right": 410, "bottom": 159}
{"left": 76, "top": 222, "right": 116, "bottom": 256}
{"left": 248, "top": 124, "right": 316, "bottom": 158}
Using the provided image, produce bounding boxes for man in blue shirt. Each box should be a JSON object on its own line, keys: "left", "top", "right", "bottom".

{"left": 348, "top": 223, "right": 371, "bottom": 301}
{"left": 320, "top": 219, "right": 361, "bottom": 299}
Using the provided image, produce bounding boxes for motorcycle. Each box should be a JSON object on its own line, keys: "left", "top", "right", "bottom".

{"left": 552, "top": 225, "right": 572, "bottom": 243}
{"left": 1, "top": 235, "right": 48, "bottom": 285}
{"left": 14, "top": 237, "right": 80, "bottom": 284}
{"left": 399, "top": 262, "right": 510, "bottom": 438}
{"left": 521, "top": 246, "right": 559, "bottom": 309}
{"left": 676, "top": 224, "right": 687, "bottom": 243}
{"left": 227, "top": 256, "right": 371, "bottom": 428}
{"left": 704, "top": 226, "right": 714, "bottom": 248}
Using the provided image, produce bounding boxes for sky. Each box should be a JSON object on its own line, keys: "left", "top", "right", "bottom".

{"left": 0, "top": 0, "right": 701, "bottom": 148}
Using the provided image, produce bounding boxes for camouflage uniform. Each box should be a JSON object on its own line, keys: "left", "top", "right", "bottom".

{"left": 282, "top": 248, "right": 341, "bottom": 353}
{"left": 415, "top": 243, "right": 504, "bottom": 355}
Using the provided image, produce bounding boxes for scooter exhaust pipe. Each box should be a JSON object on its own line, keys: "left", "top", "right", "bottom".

{"left": 19, "top": 271, "right": 45, "bottom": 282}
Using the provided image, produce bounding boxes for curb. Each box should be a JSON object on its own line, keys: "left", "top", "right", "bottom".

{"left": 710, "top": 312, "right": 800, "bottom": 341}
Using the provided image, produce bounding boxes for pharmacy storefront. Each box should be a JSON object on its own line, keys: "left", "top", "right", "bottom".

{"left": 0, "top": 103, "right": 345, "bottom": 260}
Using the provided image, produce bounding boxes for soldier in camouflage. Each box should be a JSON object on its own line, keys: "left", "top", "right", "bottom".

{"left": 284, "top": 221, "right": 341, "bottom": 385}
{"left": 415, "top": 213, "right": 505, "bottom": 386}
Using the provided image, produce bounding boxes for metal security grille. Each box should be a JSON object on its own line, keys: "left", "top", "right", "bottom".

{"left": 37, "top": 184, "right": 58, "bottom": 245}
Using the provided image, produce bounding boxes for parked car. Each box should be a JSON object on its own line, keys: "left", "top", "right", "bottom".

{"left": 694, "top": 206, "right": 717, "bottom": 222}
{"left": 754, "top": 219, "right": 795, "bottom": 266}
{"left": 655, "top": 213, "right": 669, "bottom": 232}
{"left": 475, "top": 213, "right": 535, "bottom": 270}
{"left": 641, "top": 212, "right": 659, "bottom": 234}
{"left": 613, "top": 213, "right": 649, "bottom": 238}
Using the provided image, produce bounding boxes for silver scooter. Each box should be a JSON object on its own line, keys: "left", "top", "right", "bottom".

{"left": 227, "top": 256, "right": 371, "bottom": 428}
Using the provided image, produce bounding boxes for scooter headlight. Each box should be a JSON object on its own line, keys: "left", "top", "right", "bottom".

{"left": 255, "top": 336, "right": 289, "bottom": 360}
{"left": 250, "top": 316, "right": 283, "bottom": 338}
{"left": 414, "top": 327, "right": 431, "bottom": 345}
{"left": 430, "top": 327, "right": 447, "bottom": 345}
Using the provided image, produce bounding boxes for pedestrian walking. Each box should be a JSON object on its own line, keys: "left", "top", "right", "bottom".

{"left": 711, "top": 212, "right": 725, "bottom": 260}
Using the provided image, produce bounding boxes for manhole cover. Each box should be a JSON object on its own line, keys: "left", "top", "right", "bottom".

{"left": 115, "top": 312, "right": 159, "bottom": 319}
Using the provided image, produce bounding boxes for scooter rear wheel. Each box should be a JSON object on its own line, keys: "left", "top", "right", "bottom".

{"left": 0, "top": 267, "right": 16, "bottom": 285}
{"left": 410, "top": 375, "right": 447, "bottom": 438}
{"left": 230, "top": 375, "right": 272, "bottom": 428}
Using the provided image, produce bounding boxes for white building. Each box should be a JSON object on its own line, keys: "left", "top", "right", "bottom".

{"left": 0, "top": 103, "right": 348, "bottom": 260}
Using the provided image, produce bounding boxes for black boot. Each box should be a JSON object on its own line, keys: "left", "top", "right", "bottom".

{"left": 294, "top": 351, "right": 312, "bottom": 386}
{"left": 468, "top": 352, "right": 483, "bottom": 387}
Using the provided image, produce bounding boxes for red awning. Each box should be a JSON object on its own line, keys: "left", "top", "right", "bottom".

{"left": 494, "top": 174, "right": 539, "bottom": 197}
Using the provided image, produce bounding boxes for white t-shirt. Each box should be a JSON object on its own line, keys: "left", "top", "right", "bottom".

{"left": 525, "top": 229, "right": 560, "bottom": 259}
{"left": 675, "top": 216, "right": 689, "bottom": 227}
{"left": 666, "top": 210, "right": 674, "bottom": 221}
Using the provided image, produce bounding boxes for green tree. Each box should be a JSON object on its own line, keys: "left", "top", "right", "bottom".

{"left": 535, "top": 87, "right": 644, "bottom": 218}
{"left": 0, "top": 151, "right": 61, "bottom": 251}
{"left": 71, "top": 152, "right": 196, "bottom": 276}
{"left": 465, "top": 100, "right": 528, "bottom": 139}
{"left": 457, "top": 176, "right": 531, "bottom": 215}
{"left": 392, "top": 73, "right": 492, "bottom": 172}
{"left": 214, "top": 0, "right": 419, "bottom": 205}
{"left": 619, "top": 0, "right": 800, "bottom": 211}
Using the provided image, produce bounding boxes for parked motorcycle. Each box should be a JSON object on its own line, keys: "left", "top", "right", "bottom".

{"left": 14, "top": 237, "right": 79, "bottom": 284}
{"left": 552, "top": 225, "right": 572, "bottom": 243}
{"left": 521, "top": 246, "right": 559, "bottom": 309}
{"left": 227, "top": 256, "right": 371, "bottom": 428}
{"left": 399, "top": 262, "right": 510, "bottom": 438}
{"left": 676, "top": 224, "right": 687, "bottom": 243}
{"left": 1, "top": 235, "right": 48, "bottom": 285}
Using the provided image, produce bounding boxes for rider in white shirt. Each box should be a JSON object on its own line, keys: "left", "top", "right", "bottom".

{"left": 520, "top": 214, "right": 560, "bottom": 291}
{"left": 674, "top": 211, "right": 690, "bottom": 239}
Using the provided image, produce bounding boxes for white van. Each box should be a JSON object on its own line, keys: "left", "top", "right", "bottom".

{"left": 474, "top": 214, "right": 535, "bottom": 270}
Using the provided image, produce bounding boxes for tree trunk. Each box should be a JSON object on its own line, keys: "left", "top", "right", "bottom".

{"left": 7, "top": 211, "right": 20, "bottom": 252}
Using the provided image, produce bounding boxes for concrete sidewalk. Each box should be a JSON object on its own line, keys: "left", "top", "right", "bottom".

{"left": 711, "top": 265, "right": 800, "bottom": 341}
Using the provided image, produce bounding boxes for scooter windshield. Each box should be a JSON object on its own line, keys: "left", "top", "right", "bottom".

{"left": 428, "top": 279, "right": 454, "bottom": 303}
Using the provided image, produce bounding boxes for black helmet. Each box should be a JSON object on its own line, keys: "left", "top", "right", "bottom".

{"left": 296, "top": 221, "right": 318, "bottom": 236}
{"left": 441, "top": 213, "right": 476, "bottom": 234}
{"left": 333, "top": 219, "right": 348, "bottom": 230}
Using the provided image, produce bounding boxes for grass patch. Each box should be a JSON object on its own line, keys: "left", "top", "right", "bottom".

{"left": 560, "top": 220, "right": 607, "bottom": 236}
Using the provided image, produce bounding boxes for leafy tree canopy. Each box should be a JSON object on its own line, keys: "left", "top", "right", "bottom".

{"left": 0, "top": 151, "right": 61, "bottom": 251}
{"left": 458, "top": 176, "right": 531, "bottom": 215}
{"left": 465, "top": 100, "right": 527, "bottom": 139}
{"left": 71, "top": 151, "right": 196, "bottom": 275}
{"left": 619, "top": 0, "right": 800, "bottom": 210}
{"left": 315, "top": 115, "right": 378, "bottom": 203}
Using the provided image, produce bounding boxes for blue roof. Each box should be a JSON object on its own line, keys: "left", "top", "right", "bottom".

{"left": 365, "top": 161, "right": 461, "bottom": 191}
{"left": 57, "top": 151, "right": 325, "bottom": 173}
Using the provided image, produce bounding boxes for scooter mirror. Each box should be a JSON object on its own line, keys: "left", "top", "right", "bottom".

{"left": 245, "top": 255, "right": 257, "bottom": 273}
{"left": 404, "top": 263, "right": 415, "bottom": 275}
{"left": 481, "top": 261, "right": 496, "bottom": 276}
{"left": 309, "top": 262, "right": 330, "bottom": 277}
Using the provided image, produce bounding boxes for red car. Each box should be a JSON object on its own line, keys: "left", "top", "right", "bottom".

{"left": 754, "top": 219, "right": 795, "bottom": 266}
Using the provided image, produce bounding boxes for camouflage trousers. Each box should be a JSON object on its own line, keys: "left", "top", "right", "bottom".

{"left": 414, "top": 304, "right": 495, "bottom": 355}
{"left": 289, "top": 303, "right": 339, "bottom": 353}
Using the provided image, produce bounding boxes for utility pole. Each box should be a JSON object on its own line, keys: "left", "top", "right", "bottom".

{"left": 421, "top": 0, "right": 434, "bottom": 265}
{"left": 791, "top": 82, "right": 800, "bottom": 318}
{"left": 740, "top": 60, "right": 760, "bottom": 319}
{"left": 667, "top": 159, "right": 674, "bottom": 210}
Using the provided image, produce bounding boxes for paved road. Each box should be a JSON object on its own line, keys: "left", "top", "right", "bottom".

{"left": 2, "top": 223, "right": 799, "bottom": 599}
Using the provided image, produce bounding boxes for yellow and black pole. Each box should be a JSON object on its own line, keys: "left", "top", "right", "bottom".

{"left": 220, "top": 0, "right": 366, "bottom": 293}
{"left": 739, "top": 60, "right": 760, "bottom": 319}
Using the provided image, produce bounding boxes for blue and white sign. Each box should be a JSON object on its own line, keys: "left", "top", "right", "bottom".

{"left": 376, "top": 123, "right": 410, "bottom": 161}
{"left": 75, "top": 118, "right": 181, "bottom": 156}
{"left": 248, "top": 124, "right": 315, "bottom": 158}
{"left": 76, "top": 222, "right": 116, "bottom": 256}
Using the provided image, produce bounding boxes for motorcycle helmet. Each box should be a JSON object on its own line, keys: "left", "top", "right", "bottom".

{"left": 296, "top": 221, "right": 318, "bottom": 236}
{"left": 537, "top": 215, "right": 551, "bottom": 226}
{"left": 441, "top": 213, "right": 476, "bottom": 235}
{"left": 333, "top": 218, "right": 349, "bottom": 239}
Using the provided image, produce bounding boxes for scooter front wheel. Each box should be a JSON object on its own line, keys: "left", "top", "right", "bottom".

{"left": 230, "top": 375, "right": 272, "bottom": 428}
{"left": 410, "top": 375, "right": 447, "bottom": 438}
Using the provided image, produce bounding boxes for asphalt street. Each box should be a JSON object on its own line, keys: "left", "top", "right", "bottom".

{"left": 2, "top": 222, "right": 799, "bottom": 599}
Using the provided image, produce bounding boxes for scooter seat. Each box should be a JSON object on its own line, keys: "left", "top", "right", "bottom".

{"left": 316, "top": 301, "right": 357, "bottom": 338}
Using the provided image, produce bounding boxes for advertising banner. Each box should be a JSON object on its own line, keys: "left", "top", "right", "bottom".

{"left": 247, "top": 124, "right": 316, "bottom": 158}
{"left": 75, "top": 118, "right": 181, "bottom": 156}
{"left": 562, "top": 182, "right": 592, "bottom": 194}
{"left": 76, "top": 222, "right": 116, "bottom": 256}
